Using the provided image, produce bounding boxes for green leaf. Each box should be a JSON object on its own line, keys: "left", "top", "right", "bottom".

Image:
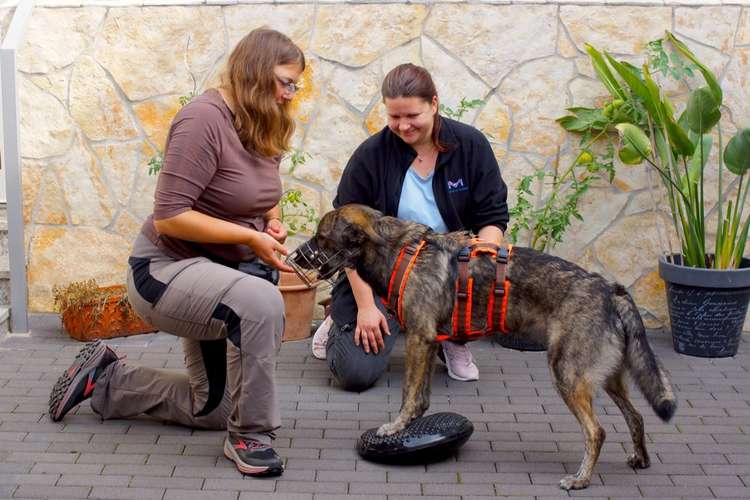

{"left": 557, "top": 107, "right": 609, "bottom": 133}
{"left": 585, "top": 44, "right": 626, "bottom": 100}
{"left": 616, "top": 123, "right": 652, "bottom": 164}
{"left": 557, "top": 115, "right": 590, "bottom": 133}
{"left": 724, "top": 128, "right": 750, "bottom": 176}
{"left": 665, "top": 117, "right": 696, "bottom": 157}
{"left": 604, "top": 54, "right": 655, "bottom": 115}
{"left": 681, "top": 134, "right": 712, "bottom": 195}
{"left": 667, "top": 31, "right": 722, "bottom": 104}
{"left": 685, "top": 86, "right": 721, "bottom": 134}
{"left": 641, "top": 64, "right": 667, "bottom": 125}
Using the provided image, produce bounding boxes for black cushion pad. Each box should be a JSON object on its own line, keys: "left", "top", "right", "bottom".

{"left": 357, "top": 412, "right": 474, "bottom": 464}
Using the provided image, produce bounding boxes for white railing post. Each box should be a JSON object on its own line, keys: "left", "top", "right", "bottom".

{"left": 1, "top": 0, "right": 36, "bottom": 334}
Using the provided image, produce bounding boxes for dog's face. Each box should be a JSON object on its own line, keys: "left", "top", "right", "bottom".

{"left": 287, "top": 204, "right": 383, "bottom": 284}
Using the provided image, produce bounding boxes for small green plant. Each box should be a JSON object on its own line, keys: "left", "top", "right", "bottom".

{"left": 508, "top": 146, "right": 615, "bottom": 252}
{"left": 647, "top": 38, "right": 697, "bottom": 82}
{"left": 178, "top": 92, "right": 195, "bottom": 107}
{"left": 439, "top": 98, "right": 484, "bottom": 121}
{"left": 508, "top": 91, "right": 620, "bottom": 251}
{"left": 280, "top": 148, "right": 319, "bottom": 236}
{"left": 147, "top": 153, "right": 163, "bottom": 176}
{"left": 279, "top": 189, "right": 318, "bottom": 236}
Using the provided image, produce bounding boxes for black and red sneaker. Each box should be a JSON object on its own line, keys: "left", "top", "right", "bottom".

{"left": 224, "top": 435, "right": 284, "bottom": 477}
{"left": 49, "top": 340, "right": 120, "bottom": 422}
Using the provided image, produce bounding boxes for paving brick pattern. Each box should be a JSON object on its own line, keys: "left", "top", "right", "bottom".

{"left": 0, "top": 314, "right": 748, "bottom": 499}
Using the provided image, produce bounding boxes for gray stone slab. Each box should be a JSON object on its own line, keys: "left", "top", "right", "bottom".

{"left": 3, "top": 318, "right": 750, "bottom": 498}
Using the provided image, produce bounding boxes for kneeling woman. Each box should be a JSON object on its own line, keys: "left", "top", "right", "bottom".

{"left": 49, "top": 28, "right": 304, "bottom": 478}
{"left": 316, "top": 63, "right": 509, "bottom": 389}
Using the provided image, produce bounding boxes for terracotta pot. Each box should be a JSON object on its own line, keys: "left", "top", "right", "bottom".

{"left": 62, "top": 285, "right": 156, "bottom": 342}
{"left": 279, "top": 271, "right": 319, "bottom": 342}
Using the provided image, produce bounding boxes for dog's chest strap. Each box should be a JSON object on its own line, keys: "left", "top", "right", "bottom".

{"left": 385, "top": 240, "right": 426, "bottom": 327}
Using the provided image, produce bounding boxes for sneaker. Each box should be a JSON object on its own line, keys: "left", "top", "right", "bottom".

{"left": 49, "top": 340, "right": 120, "bottom": 422}
{"left": 311, "top": 315, "right": 333, "bottom": 360}
{"left": 224, "top": 435, "right": 284, "bottom": 477}
{"left": 438, "top": 341, "right": 479, "bottom": 381}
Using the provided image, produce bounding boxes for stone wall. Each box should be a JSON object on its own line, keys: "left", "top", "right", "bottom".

{"left": 4, "top": 1, "right": 750, "bottom": 332}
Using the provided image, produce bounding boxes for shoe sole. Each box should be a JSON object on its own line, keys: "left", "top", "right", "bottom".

{"left": 223, "top": 439, "right": 283, "bottom": 477}
{"left": 48, "top": 340, "right": 105, "bottom": 422}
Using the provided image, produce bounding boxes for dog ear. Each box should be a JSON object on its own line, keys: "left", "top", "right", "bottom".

{"left": 340, "top": 205, "right": 385, "bottom": 245}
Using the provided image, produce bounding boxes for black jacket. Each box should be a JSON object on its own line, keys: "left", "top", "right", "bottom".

{"left": 331, "top": 117, "right": 509, "bottom": 327}
{"left": 334, "top": 117, "right": 508, "bottom": 233}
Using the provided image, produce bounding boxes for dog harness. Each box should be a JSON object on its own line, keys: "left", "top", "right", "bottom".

{"left": 384, "top": 239, "right": 513, "bottom": 343}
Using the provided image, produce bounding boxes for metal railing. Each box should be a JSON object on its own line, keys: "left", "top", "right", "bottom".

{"left": 0, "top": 1, "right": 35, "bottom": 334}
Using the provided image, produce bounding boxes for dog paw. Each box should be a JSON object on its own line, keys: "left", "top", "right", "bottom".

{"left": 559, "top": 475, "right": 590, "bottom": 490}
{"left": 627, "top": 453, "right": 650, "bottom": 469}
{"left": 376, "top": 422, "right": 404, "bottom": 437}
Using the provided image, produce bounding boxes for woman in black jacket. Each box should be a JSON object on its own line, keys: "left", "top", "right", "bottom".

{"left": 313, "top": 63, "right": 509, "bottom": 390}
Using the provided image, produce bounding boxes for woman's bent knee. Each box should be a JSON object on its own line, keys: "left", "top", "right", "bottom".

{"left": 327, "top": 347, "right": 383, "bottom": 392}
{"left": 232, "top": 277, "right": 284, "bottom": 320}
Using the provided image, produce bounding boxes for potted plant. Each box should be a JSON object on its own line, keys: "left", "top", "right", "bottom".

{"left": 53, "top": 279, "right": 156, "bottom": 342}
{"left": 559, "top": 32, "right": 750, "bottom": 357}
{"left": 278, "top": 149, "right": 322, "bottom": 342}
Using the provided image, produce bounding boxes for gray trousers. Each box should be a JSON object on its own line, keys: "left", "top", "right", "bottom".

{"left": 90, "top": 234, "right": 284, "bottom": 443}
{"left": 326, "top": 296, "right": 402, "bottom": 392}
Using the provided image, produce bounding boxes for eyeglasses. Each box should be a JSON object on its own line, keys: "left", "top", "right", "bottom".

{"left": 275, "top": 74, "right": 301, "bottom": 94}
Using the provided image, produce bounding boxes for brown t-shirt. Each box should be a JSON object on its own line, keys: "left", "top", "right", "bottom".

{"left": 141, "top": 89, "right": 282, "bottom": 264}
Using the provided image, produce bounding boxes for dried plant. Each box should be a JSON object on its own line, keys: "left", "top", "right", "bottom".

{"left": 52, "top": 279, "right": 134, "bottom": 332}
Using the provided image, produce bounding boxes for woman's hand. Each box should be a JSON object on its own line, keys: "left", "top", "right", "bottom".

{"left": 354, "top": 305, "right": 390, "bottom": 354}
{"left": 248, "top": 231, "right": 293, "bottom": 272}
{"left": 265, "top": 218, "right": 287, "bottom": 244}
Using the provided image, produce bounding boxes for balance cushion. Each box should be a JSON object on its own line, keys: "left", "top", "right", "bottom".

{"left": 357, "top": 412, "right": 474, "bottom": 464}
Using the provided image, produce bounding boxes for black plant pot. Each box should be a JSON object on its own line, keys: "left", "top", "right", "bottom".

{"left": 659, "top": 255, "right": 750, "bottom": 358}
{"left": 495, "top": 331, "right": 546, "bottom": 351}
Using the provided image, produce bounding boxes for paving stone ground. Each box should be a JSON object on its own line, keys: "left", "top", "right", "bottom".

{"left": 0, "top": 313, "right": 748, "bottom": 499}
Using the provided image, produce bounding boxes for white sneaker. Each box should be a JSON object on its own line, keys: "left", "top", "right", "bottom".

{"left": 439, "top": 341, "right": 479, "bottom": 381}
{"left": 311, "top": 316, "right": 333, "bottom": 360}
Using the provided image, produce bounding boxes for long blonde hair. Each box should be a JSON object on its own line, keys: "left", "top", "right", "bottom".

{"left": 221, "top": 28, "right": 305, "bottom": 157}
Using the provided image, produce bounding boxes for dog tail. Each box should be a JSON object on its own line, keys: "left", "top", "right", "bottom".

{"left": 614, "top": 287, "right": 677, "bottom": 422}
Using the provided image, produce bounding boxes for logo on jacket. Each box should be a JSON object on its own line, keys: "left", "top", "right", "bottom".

{"left": 447, "top": 178, "right": 468, "bottom": 193}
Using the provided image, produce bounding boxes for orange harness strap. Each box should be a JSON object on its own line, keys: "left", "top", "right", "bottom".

{"left": 385, "top": 241, "right": 426, "bottom": 327}
{"left": 452, "top": 241, "right": 501, "bottom": 337}
{"left": 439, "top": 242, "right": 513, "bottom": 342}
{"left": 488, "top": 245, "right": 512, "bottom": 334}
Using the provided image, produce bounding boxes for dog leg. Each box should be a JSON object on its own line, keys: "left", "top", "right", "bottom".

{"left": 556, "top": 378, "right": 605, "bottom": 490}
{"left": 605, "top": 373, "right": 650, "bottom": 469}
{"left": 377, "top": 333, "right": 435, "bottom": 436}
{"left": 418, "top": 342, "right": 439, "bottom": 414}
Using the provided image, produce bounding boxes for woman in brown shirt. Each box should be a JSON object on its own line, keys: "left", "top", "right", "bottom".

{"left": 49, "top": 28, "right": 303, "bottom": 478}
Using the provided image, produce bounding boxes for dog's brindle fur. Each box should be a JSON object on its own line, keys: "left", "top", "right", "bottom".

{"left": 303, "top": 205, "right": 677, "bottom": 490}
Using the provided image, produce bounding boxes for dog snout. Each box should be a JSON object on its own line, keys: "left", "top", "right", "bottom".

{"left": 289, "top": 239, "right": 320, "bottom": 269}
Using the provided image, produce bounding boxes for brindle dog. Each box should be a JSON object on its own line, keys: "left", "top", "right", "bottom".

{"left": 296, "top": 204, "right": 677, "bottom": 490}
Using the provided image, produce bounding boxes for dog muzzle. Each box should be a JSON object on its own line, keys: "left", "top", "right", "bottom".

{"left": 286, "top": 239, "right": 350, "bottom": 287}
